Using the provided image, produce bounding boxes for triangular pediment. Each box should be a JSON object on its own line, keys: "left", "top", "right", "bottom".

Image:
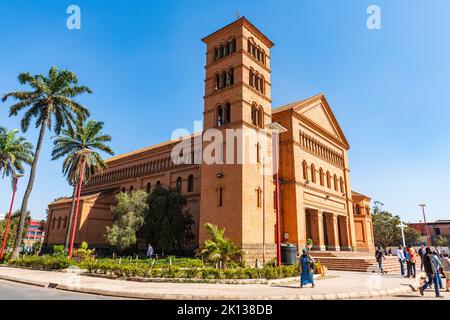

{"left": 298, "top": 102, "right": 340, "bottom": 139}
{"left": 274, "top": 94, "right": 349, "bottom": 148}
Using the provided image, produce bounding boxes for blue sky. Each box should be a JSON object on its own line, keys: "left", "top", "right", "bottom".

{"left": 0, "top": 0, "right": 449, "bottom": 222}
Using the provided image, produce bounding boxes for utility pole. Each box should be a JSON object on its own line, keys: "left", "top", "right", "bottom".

{"left": 419, "top": 204, "right": 431, "bottom": 246}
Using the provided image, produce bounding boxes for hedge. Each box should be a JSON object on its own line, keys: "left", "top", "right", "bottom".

{"left": 7, "top": 256, "right": 298, "bottom": 280}
{"left": 8, "top": 255, "right": 76, "bottom": 270}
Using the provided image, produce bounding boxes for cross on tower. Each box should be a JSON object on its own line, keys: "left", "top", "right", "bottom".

{"left": 397, "top": 221, "right": 406, "bottom": 247}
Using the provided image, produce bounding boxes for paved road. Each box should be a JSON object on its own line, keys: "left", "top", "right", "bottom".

{"left": 0, "top": 279, "right": 119, "bottom": 300}
{"left": 369, "top": 289, "right": 450, "bottom": 300}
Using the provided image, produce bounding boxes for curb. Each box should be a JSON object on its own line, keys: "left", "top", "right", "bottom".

{"left": 0, "top": 272, "right": 415, "bottom": 300}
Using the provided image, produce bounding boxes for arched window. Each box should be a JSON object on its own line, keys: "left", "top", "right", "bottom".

{"left": 249, "top": 69, "right": 254, "bottom": 87}
{"left": 214, "top": 73, "right": 220, "bottom": 91}
{"left": 310, "top": 164, "right": 316, "bottom": 183}
{"left": 230, "top": 38, "right": 236, "bottom": 53}
{"left": 51, "top": 217, "right": 56, "bottom": 229}
{"left": 216, "top": 105, "right": 223, "bottom": 127}
{"left": 302, "top": 161, "right": 308, "bottom": 180}
{"left": 333, "top": 174, "right": 338, "bottom": 191}
{"left": 326, "top": 171, "right": 331, "bottom": 188}
{"left": 339, "top": 177, "right": 344, "bottom": 193}
{"left": 63, "top": 216, "right": 67, "bottom": 229}
{"left": 319, "top": 168, "right": 324, "bottom": 186}
{"left": 216, "top": 103, "right": 231, "bottom": 127}
{"left": 354, "top": 205, "right": 360, "bottom": 215}
{"left": 156, "top": 180, "right": 161, "bottom": 186}
{"left": 176, "top": 177, "right": 182, "bottom": 190}
{"left": 129, "top": 186, "right": 134, "bottom": 192}
{"left": 121, "top": 187, "right": 126, "bottom": 193}
{"left": 224, "top": 42, "right": 229, "bottom": 56}
{"left": 146, "top": 182, "right": 151, "bottom": 193}
{"left": 187, "top": 175, "right": 194, "bottom": 192}
{"left": 251, "top": 104, "right": 258, "bottom": 126}
{"left": 57, "top": 217, "right": 62, "bottom": 229}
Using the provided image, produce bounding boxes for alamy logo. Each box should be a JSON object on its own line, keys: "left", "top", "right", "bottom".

{"left": 366, "top": 5, "right": 381, "bottom": 30}
{"left": 66, "top": 5, "right": 81, "bottom": 30}
{"left": 170, "top": 122, "right": 281, "bottom": 176}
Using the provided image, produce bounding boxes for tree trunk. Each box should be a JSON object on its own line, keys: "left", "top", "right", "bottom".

{"left": 64, "top": 184, "right": 77, "bottom": 251}
{"left": 11, "top": 117, "right": 48, "bottom": 259}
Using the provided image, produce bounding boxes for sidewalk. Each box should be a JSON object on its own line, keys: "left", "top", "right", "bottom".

{"left": 0, "top": 266, "right": 418, "bottom": 300}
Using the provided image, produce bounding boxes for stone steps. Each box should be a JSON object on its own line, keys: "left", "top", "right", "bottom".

{"left": 312, "top": 256, "right": 401, "bottom": 273}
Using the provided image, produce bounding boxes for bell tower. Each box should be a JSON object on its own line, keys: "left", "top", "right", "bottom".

{"left": 199, "top": 17, "right": 276, "bottom": 262}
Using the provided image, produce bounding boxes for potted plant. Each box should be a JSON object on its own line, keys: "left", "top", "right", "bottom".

{"left": 306, "top": 238, "right": 313, "bottom": 250}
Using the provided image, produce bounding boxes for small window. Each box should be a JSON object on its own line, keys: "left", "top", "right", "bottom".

{"left": 302, "top": 161, "right": 308, "bottom": 180}
{"left": 333, "top": 175, "right": 338, "bottom": 191}
{"left": 121, "top": 187, "right": 126, "bottom": 193}
{"left": 339, "top": 177, "right": 344, "bottom": 193}
{"left": 319, "top": 168, "right": 324, "bottom": 186}
{"left": 176, "top": 177, "right": 182, "bottom": 190}
{"left": 129, "top": 186, "right": 134, "bottom": 192}
{"left": 187, "top": 175, "right": 194, "bottom": 192}
{"left": 256, "top": 187, "right": 262, "bottom": 207}
{"left": 326, "top": 171, "right": 331, "bottom": 188}
{"left": 256, "top": 143, "right": 261, "bottom": 163}
{"left": 63, "top": 217, "right": 67, "bottom": 229}
{"left": 57, "top": 217, "right": 62, "bottom": 229}
{"left": 218, "top": 187, "right": 223, "bottom": 207}
{"left": 156, "top": 181, "right": 161, "bottom": 186}
{"left": 146, "top": 182, "right": 151, "bottom": 193}
{"left": 310, "top": 164, "right": 316, "bottom": 183}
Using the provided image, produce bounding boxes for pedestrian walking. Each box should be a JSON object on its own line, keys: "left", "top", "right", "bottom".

{"left": 418, "top": 244, "right": 425, "bottom": 271}
{"left": 146, "top": 243, "right": 154, "bottom": 258}
{"left": 432, "top": 251, "right": 444, "bottom": 290}
{"left": 442, "top": 252, "right": 450, "bottom": 292}
{"left": 298, "top": 248, "right": 315, "bottom": 288}
{"left": 397, "top": 244, "right": 406, "bottom": 276}
{"left": 419, "top": 247, "right": 443, "bottom": 298}
{"left": 375, "top": 246, "right": 386, "bottom": 274}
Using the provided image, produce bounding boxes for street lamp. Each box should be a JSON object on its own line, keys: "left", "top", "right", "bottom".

{"left": 266, "top": 122, "right": 287, "bottom": 266}
{"left": 0, "top": 173, "right": 24, "bottom": 260}
{"left": 419, "top": 204, "right": 431, "bottom": 247}
{"left": 68, "top": 148, "right": 93, "bottom": 258}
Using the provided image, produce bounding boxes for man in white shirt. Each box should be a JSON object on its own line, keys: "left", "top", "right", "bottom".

{"left": 397, "top": 244, "right": 406, "bottom": 276}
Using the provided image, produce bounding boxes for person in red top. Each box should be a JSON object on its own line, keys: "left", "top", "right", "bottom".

{"left": 406, "top": 245, "right": 417, "bottom": 278}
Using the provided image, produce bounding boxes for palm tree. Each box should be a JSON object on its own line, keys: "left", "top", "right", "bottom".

{"left": 0, "top": 127, "right": 34, "bottom": 182}
{"left": 2, "top": 66, "right": 91, "bottom": 259}
{"left": 51, "top": 119, "right": 114, "bottom": 250}
{"left": 197, "top": 223, "right": 242, "bottom": 269}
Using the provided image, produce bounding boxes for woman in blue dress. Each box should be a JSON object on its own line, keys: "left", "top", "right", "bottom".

{"left": 299, "top": 248, "right": 315, "bottom": 288}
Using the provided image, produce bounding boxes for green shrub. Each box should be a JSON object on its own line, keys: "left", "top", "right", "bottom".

{"left": 72, "top": 241, "right": 95, "bottom": 263}
{"left": 52, "top": 245, "right": 65, "bottom": 256}
{"left": 8, "top": 255, "right": 75, "bottom": 270}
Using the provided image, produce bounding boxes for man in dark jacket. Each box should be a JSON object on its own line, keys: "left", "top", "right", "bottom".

{"left": 418, "top": 244, "right": 425, "bottom": 271}
{"left": 375, "top": 246, "right": 386, "bottom": 274}
{"left": 419, "top": 247, "right": 442, "bottom": 297}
